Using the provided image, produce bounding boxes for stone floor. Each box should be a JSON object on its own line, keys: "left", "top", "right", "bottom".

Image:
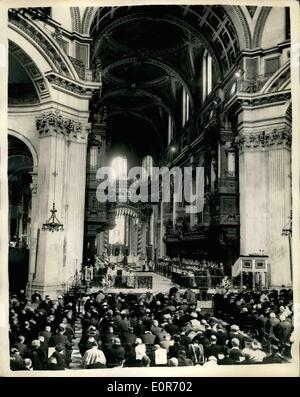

{"left": 69, "top": 318, "right": 82, "bottom": 370}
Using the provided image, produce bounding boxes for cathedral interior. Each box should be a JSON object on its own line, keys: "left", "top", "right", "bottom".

{"left": 7, "top": 5, "right": 292, "bottom": 297}
{"left": 5, "top": 3, "right": 299, "bottom": 374}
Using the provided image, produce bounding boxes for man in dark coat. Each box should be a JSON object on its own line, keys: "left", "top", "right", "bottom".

{"left": 105, "top": 338, "right": 126, "bottom": 367}
{"left": 49, "top": 325, "right": 72, "bottom": 366}
{"left": 262, "top": 345, "right": 285, "bottom": 364}
{"left": 39, "top": 325, "right": 52, "bottom": 344}
{"left": 13, "top": 335, "right": 27, "bottom": 357}
{"left": 122, "top": 327, "right": 137, "bottom": 348}
{"left": 204, "top": 335, "right": 224, "bottom": 359}
{"left": 141, "top": 331, "right": 156, "bottom": 346}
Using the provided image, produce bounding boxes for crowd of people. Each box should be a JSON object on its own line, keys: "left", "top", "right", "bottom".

{"left": 156, "top": 257, "right": 224, "bottom": 289}
{"left": 8, "top": 285, "right": 294, "bottom": 371}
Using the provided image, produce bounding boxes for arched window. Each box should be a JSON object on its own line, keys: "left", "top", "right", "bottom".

{"left": 202, "top": 50, "right": 213, "bottom": 103}
{"left": 142, "top": 155, "right": 154, "bottom": 179}
{"left": 182, "top": 87, "right": 190, "bottom": 126}
{"left": 168, "top": 115, "right": 173, "bottom": 144}
{"left": 109, "top": 214, "right": 125, "bottom": 244}
{"left": 111, "top": 156, "right": 127, "bottom": 180}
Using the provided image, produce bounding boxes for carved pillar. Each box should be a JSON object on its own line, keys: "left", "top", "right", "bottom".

{"left": 27, "top": 168, "right": 38, "bottom": 294}
{"left": 237, "top": 126, "right": 292, "bottom": 286}
{"left": 62, "top": 122, "right": 89, "bottom": 279}
{"left": 141, "top": 222, "right": 148, "bottom": 257}
{"left": 159, "top": 201, "right": 166, "bottom": 257}
{"left": 32, "top": 112, "right": 89, "bottom": 297}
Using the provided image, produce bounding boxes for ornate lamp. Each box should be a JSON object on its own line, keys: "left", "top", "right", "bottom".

{"left": 42, "top": 95, "right": 64, "bottom": 232}
{"left": 42, "top": 202, "right": 64, "bottom": 232}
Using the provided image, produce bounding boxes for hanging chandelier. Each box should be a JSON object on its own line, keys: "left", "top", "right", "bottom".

{"left": 42, "top": 92, "right": 64, "bottom": 232}
{"left": 42, "top": 202, "right": 64, "bottom": 232}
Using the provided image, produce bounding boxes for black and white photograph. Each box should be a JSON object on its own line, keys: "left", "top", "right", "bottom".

{"left": 0, "top": 0, "right": 299, "bottom": 378}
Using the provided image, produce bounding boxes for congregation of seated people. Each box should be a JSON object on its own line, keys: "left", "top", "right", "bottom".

{"left": 9, "top": 286, "right": 293, "bottom": 370}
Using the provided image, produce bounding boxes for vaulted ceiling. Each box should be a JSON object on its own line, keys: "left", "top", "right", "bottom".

{"left": 90, "top": 5, "right": 240, "bottom": 163}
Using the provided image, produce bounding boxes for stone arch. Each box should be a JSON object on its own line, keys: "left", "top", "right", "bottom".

{"left": 70, "top": 7, "right": 81, "bottom": 33}
{"left": 253, "top": 7, "right": 272, "bottom": 48}
{"left": 226, "top": 6, "right": 252, "bottom": 49}
{"left": 8, "top": 129, "right": 38, "bottom": 168}
{"left": 284, "top": 101, "right": 292, "bottom": 124}
{"left": 82, "top": 7, "right": 96, "bottom": 35}
{"left": 261, "top": 62, "right": 290, "bottom": 94}
{"left": 9, "top": 40, "right": 51, "bottom": 102}
{"left": 82, "top": 5, "right": 251, "bottom": 50}
{"left": 101, "top": 88, "right": 176, "bottom": 130}
{"left": 102, "top": 57, "right": 194, "bottom": 110}
{"left": 9, "top": 15, "right": 78, "bottom": 79}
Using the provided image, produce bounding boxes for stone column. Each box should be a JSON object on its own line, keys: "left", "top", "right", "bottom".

{"left": 159, "top": 201, "right": 166, "bottom": 257}
{"left": 238, "top": 126, "right": 291, "bottom": 287}
{"left": 32, "top": 112, "right": 89, "bottom": 297}
{"left": 137, "top": 223, "right": 142, "bottom": 255}
{"left": 27, "top": 168, "right": 38, "bottom": 295}
{"left": 63, "top": 130, "right": 88, "bottom": 280}
{"left": 32, "top": 123, "right": 66, "bottom": 298}
{"left": 141, "top": 222, "right": 148, "bottom": 257}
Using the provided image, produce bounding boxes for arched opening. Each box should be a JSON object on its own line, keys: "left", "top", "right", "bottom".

{"left": 8, "top": 135, "right": 33, "bottom": 293}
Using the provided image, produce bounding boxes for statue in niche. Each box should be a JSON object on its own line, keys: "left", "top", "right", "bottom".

{"left": 99, "top": 106, "right": 107, "bottom": 123}
{"left": 94, "top": 58, "right": 102, "bottom": 82}
{"left": 210, "top": 151, "right": 217, "bottom": 189}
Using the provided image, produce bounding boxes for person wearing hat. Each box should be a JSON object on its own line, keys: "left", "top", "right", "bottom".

{"left": 78, "top": 325, "right": 100, "bottom": 356}
{"left": 105, "top": 337, "right": 126, "bottom": 368}
{"left": 87, "top": 325, "right": 100, "bottom": 341}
